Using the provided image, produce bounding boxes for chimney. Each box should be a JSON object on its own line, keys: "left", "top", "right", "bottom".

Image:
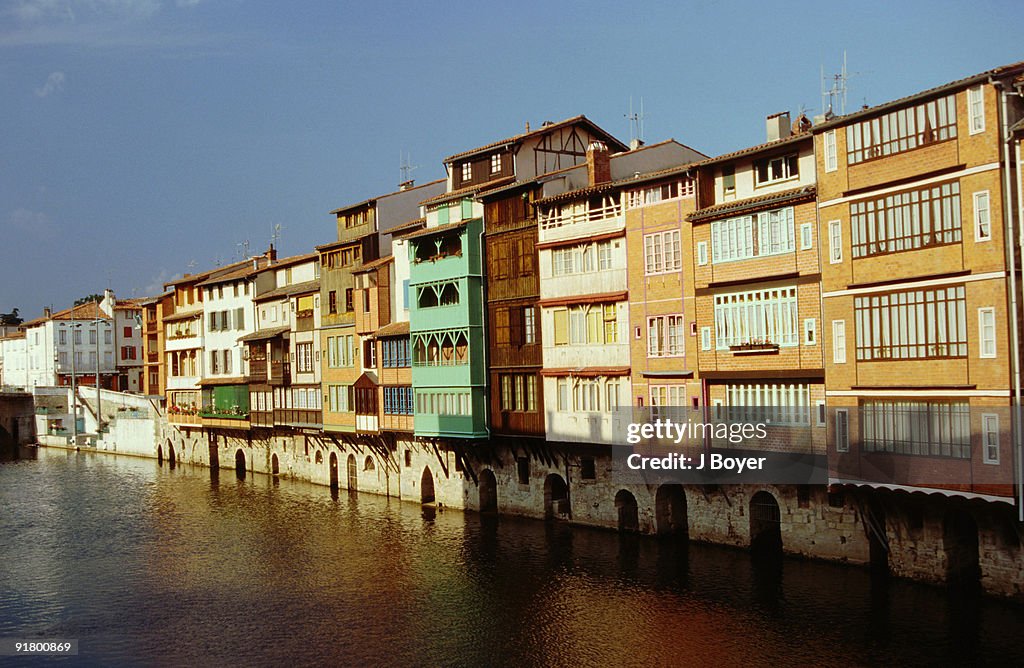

{"left": 586, "top": 141, "right": 611, "bottom": 186}
{"left": 630, "top": 138, "right": 645, "bottom": 151}
{"left": 399, "top": 179, "right": 415, "bottom": 191}
{"left": 766, "top": 111, "right": 791, "bottom": 142}
{"left": 265, "top": 244, "right": 277, "bottom": 264}
{"left": 525, "top": 121, "right": 530, "bottom": 132}
{"left": 43, "top": 307, "right": 51, "bottom": 319}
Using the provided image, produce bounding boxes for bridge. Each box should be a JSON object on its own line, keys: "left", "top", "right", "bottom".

{"left": 0, "top": 387, "right": 35, "bottom": 447}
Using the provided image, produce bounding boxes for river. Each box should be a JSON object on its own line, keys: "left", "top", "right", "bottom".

{"left": 2, "top": 446, "right": 1024, "bottom": 667}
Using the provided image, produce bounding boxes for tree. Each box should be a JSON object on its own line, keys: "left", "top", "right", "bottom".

{"left": 74, "top": 294, "right": 104, "bottom": 306}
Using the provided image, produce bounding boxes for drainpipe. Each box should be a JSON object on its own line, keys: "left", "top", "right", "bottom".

{"left": 996, "top": 81, "right": 1024, "bottom": 521}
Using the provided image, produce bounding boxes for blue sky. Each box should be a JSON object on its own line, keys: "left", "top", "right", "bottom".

{"left": 2, "top": 0, "right": 1022, "bottom": 317}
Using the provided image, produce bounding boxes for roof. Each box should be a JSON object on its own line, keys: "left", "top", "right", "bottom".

{"left": 385, "top": 217, "right": 426, "bottom": 237}
{"left": 164, "top": 257, "right": 254, "bottom": 288}
{"left": 375, "top": 321, "right": 410, "bottom": 337}
{"left": 352, "top": 256, "right": 394, "bottom": 274}
{"left": 162, "top": 310, "right": 203, "bottom": 323}
{"left": 537, "top": 291, "right": 628, "bottom": 308}
{"left": 539, "top": 366, "right": 631, "bottom": 378}
{"left": 420, "top": 176, "right": 516, "bottom": 207}
{"left": 198, "top": 376, "right": 248, "bottom": 387}
{"left": 695, "top": 132, "right": 810, "bottom": 168}
{"left": 22, "top": 301, "right": 112, "bottom": 328}
{"left": 688, "top": 185, "right": 817, "bottom": 223}
{"left": 251, "top": 252, "right": 318, "bottom": 274}
{"left": 535, "top": 180, "right": 620, "bottom": 206}
{"left": 113, "top": 298, "right": 146, "bottom": 311}
{"left": 316, "top": 236, "right": 368, "bottom": 252}
{"left": 195, "top": 257, "right": 271, "bottom": 288}
{"left": 238, "top": 326, "right": 290, "bottom": 343}
{"left": 443, "top": 115, "right": 628, "bottom": 163}
{"left": 254, "top": 279, "right": 320, "bottom": 302}
{"left": 0, "top": 332, "right": 25, "bottom": 340}
{"left": 400, "top": 219, "right": 472, "bottom": 242}
{"left": 813, "top": 60, "right": 1024, "bottom": 133}
{"left": 329, "top": 178, "right": 446, "bottom": 215}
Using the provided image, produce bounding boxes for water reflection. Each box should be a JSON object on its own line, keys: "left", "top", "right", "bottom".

{"left": 0, "top": 448, "right": 1022, "bottom": 666}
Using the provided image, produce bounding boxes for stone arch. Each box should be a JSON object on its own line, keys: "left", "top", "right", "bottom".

{"left": 329, "top": 452, "right": 339, "bottom": 491}
{"left": 234, "top": 449, "right": 246, "bottom": 480}
{"left": 168, "top": 443, "right": 176, "bottom": 468}
{"left": 347, "top": 454, "right": 358, "bottom": 491}
{"left": 943, "top": 508, "right": 980, "bottom": 587}
{"left": 157, "top": 443, "right": 164, "bottom": 465}
{"left": 749, "top": 490, "right": 782, "bottom": 555}
{"left": 543, "top": 473, "right": 569, "bottom": 520}
{"left": 614, "top": 489, "right": 640, "bottom": 532}
{"left": 421, "top": 466, "right": 435, "bottom": 504}
{"left": 655, "top": 484, "right": 688, "bottom": 536}
{"left": 479, "top": 469, "right": 498, "bottom": 513}
{"left": 271, "top": 453, "right": 280, "bottom": 476}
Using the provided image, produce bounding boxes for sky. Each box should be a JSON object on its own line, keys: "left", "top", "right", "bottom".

{"left": 1, "top": 0, "right": 1022, "bottom": 319}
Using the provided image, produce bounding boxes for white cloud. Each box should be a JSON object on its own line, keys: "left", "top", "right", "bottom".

{"left": 34, "top": 70, "right": 65, "bottom": 97}
{"left": 5, "top": 208, "right": 57, "bottom": 239}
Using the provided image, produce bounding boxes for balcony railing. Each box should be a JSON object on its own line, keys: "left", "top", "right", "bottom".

{"left": 539, "top": 201, "right": 622, "bottom": 232}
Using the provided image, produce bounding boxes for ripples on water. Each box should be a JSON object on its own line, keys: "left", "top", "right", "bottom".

{"left": 2, "top": 447, "right": 1024, "bottom": 667}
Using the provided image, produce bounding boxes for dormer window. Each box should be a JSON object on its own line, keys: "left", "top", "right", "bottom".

{"left": 490, "top": 154, "right": 502, "bottom": 173}
{"left": 754, "top": 154, "right": 799, "bottom": 186}
{"left": 461, "top": 162, "right": 472, "bottom": 182}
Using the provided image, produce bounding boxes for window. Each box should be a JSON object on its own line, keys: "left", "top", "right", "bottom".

{"left": 296, "top": 342, "right": 314, "bottom": 373}
{"left": 382, "top": 338, "right": 411, "bottom": 368}
{"left": 851, "top": 181, "right": 960, "bottom": 258}
{"left": 210, "top": 350, "right": 220, "bottom": 375}
{"left": 328, "top": 291, "right": 337, "bottom": 314}
{"left": 461, "top": 162, "right": 471, "bottom": 182}
{"left": 726, "top": 383, "right": 810, "bottom": 425}
{"left": 697, "top": 241, "right": 708, "bottom": 266}
{"left": 714, "top": 286, "right": 798, "bottom": 348}
{"left": 832, "top": 320, "right": 846, "bottom": 364}
{"left": 711, "top": 207, "right": 794, "bottom": 263}
{"left": 754, "top": 153, "right": 798, "bottom": 185}
{"left": 405, "top": 450, "right": 412, "bottom": 467}
{"left": 826, "top": 219, "right": 842, "bottom": 263}
{"left": 848, "top": 95, "right": 957, "bottom": 164}
{"left": 104, "top": 330, "right": 112, "bottom": 344}
{"left": 345, "top": 288, "right": 353, "bottom": 312}
{"left": 974, "top": 191, "right": 991, "bottom": 241}
{"left": 490, "top": 154, "right": 501, "bottom": 173}
{"left": 123, "top": 326, "right": 132, "bottom": 338}
{"left": 968, "top": 86, "right": 985, "bottom": 135}
{"left": 73, "top": 330, "right": 81, "bottom": 345}
{"left": 58, "top": 351, "right": 67, "bottom": 367}
{"left": 363, "top": 339, "right": 376, "bottom": 368}
{"left": 552, "top": 240, "right": 614, "bottom": 275}
{"left": 855, "top": 285, "right": 966, "bottom": 360}
{"left": 650, "top": 385, "right": 687, "bottom": 420}
{"left": 89, "top": 330, "right": 97, "bottom": 345}
{"left": 552, "top": 303, "right": 619, "bottom": 346}
{"left": 815, "top": 400, "right": 826, "bottom": 427}
{"left": 700, "top": 326, "right": 711, "bottom": 351}
{"left": 800, "top": 223, "right": 813, "bottom": 250}
{"left": 626, "top": 178, "right": 694, "bottom": 208}
{"left": 522, "top": 307, "right": 536, "bottom": 345}
{"left": 804, "top": 318, "right": 816, "bottom": 345}
{"left": 643, "top": 230, "right": 681, "bottom": 274}
{"left": 383, "top": 387, "right": 413, "bottom": 415}
{"left": 327, "top": 335, "right": 355, "bottom": 367}
{"left": 59, "top": 330, "right": 66, "bottom": 345}
{"left": 499, "top": 374, "right": 537, "bottom": 412}
{"left": 824, "top": 130, "right": 838, "bottom": 172}
{"left": 327, "top": 384, "right": 354, "bottom": 413}
{"left": 412, "top": 330, "right": 469, "bottom": 366}
{"left": 978, "top": 307, "right": 996, "bottom": 358}
{"left": 517, "top": 457, "right": 529, "bottom": 485}
{"left": 982, "top": 413, "right": 1000, "bottom": 464}
{"left": 647, "top": 315, "right": 685, "bottom": 357}
{"left": 861, "top": 400, "right": 970, "bottom": 458}
{"left": 722, "top": 165, "right": 735, "bottom": 193}
{"left": 580, "top": 457, "right": 596, "bottom": 480}
{"left": 223, "top": 349, "right": 232, "bottom": 374}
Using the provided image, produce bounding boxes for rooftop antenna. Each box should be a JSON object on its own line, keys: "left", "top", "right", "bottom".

{"left": 399, "top": 151, "right": 418, "bottom": 185}
{"left": 625, "top": 96, "right": 647, "bottom": 147}
{"left": 270, "top": 223, "right": 282, "bottom": 249}
{"left": 237, "top": 239, "right": 250, "bottom": 260}
{"left": 821, "top": 51, "right": 865, "bottom": 117}
{"left": 186, "top": 259, "right": 198, "bottom": 271}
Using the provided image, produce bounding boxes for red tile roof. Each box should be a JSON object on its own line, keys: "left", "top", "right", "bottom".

{"left": 420, "top": 176, "right": 516, "bottom": 207}
{"left": 443, "top": 115, "right": 628, "bottom": 163}
{"left": 329, "top": 178, "right": 446, "bottom": 215}
{"left": 688, "top": 186, "right": 816, "bottom": 223}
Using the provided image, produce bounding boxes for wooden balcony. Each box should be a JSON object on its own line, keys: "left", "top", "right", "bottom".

{"left": 269, "top": 361, "right": 291, "bottom": 386}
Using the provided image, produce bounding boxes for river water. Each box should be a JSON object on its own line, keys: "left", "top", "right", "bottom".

{"left": 2, "top": 446, "right": 1024, "bottom": 667}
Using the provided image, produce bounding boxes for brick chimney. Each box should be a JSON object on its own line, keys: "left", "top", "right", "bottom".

{"left": 587, "top": 141, "right": 611, "bottom": 186}
{"left": 265, "top": 244, "right": 277, "bottom": 264}
{"left": 43, "top": 307, "right": 51, "bottom": 318}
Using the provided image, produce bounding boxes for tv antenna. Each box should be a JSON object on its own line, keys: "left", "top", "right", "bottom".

{"left": 399, "top": 151, "right": 418, "bottom": 185}
{"left": 237, "top": 239, "right": 250, "bottom": 259}
{"left": 186, "top": 259, "right": 197, "bottom": 270}
{"left": 821, "top": 51, "right": 866, "bottom": 117}
{"left": 270, "top": 223, "right": 283, "bottom": 248}
{"left": 625, "top": 96, "right": 647, "bottom": 146}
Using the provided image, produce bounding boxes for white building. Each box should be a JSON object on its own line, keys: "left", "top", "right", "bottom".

{"left": 19, "top": 300, "right": 115, "bottom": 389}
{"left": 0, "top": 332, "right": 28, "bottom": 388}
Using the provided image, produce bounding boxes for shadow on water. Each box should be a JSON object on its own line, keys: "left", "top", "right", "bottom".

{"left": 0, "top": 442, "right": 37, "bottom": 462}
